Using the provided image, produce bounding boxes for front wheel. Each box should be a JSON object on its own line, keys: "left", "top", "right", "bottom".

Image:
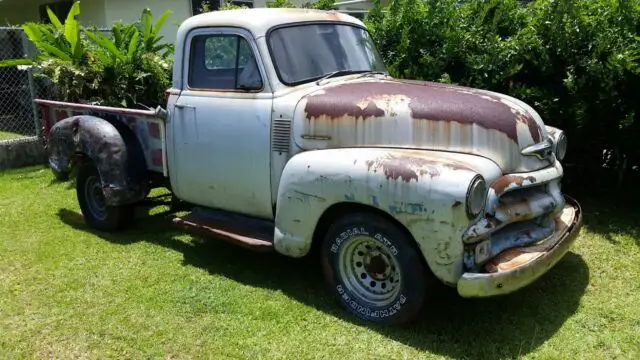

{"left": 321, "top": 212, "right": 430, "bottom": 325}
{"left": 76, "top": 161, "right": 134, "bottom": 231}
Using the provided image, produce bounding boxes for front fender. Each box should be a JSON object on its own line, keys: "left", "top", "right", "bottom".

{"left": 274, "top": 148, "right": 502, "bottom": 285}
{"left": 48, "top": 115, "right": 147, "bottom": 206}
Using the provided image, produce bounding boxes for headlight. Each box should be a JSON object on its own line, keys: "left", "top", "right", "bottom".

{"left": 466, "top": 175, "right": 487, "bottom": 218}
{"left": 555, "top": 132, "right": 567, "bottom": 161}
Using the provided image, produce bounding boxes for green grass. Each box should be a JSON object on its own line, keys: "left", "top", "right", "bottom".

{"left": 1, "top": 166, "right": 639, "bottom": 359}
{"left": 0, "top": 130, "right": 25, "bottom": 141}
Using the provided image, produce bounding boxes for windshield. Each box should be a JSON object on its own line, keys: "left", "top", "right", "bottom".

{"left": 268, "top": 23, "right": 387, "bottom": 85}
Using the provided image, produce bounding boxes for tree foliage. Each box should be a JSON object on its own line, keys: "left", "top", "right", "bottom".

{"left": 367, "top": 0, "right": 640, "bottom": 192}
{"left": 2, "top": 0, "right": 638, "bottom": 194}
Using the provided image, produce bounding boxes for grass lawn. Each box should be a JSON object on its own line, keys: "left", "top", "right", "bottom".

{"left": 1, "top": 166, "right": 639, "bottom": 359}
{"left": 0, "top": 131, "right": 25, "bottom": 141}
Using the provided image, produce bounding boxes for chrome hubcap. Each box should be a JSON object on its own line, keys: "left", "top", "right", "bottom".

{"left": 338, "top": 235, "right": 401, "bottom": 306}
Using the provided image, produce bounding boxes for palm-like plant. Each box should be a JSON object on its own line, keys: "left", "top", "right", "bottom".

{"left": 0, "top": 2, "right": 83, "bottom": 67}
{"left": 0, "top": 1, "right": 174, "bottom": 108}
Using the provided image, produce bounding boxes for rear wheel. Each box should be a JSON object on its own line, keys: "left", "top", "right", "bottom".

{"left": 320, "top": 212, "right": 430, "bottom": 325}
{"left": 76, "top": 161, "right": 134, "bottom": 231}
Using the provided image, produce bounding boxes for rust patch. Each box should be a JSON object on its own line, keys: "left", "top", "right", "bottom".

{"left": 490, "top": 175, "right": 537, "bottom": 196}
{"left": 516, "top": 112, "right": 541, "bottom": 143}
{"left": 305, "top": 93, "right": 385, "bottom": 121}
{"left": 303, "top": 80, "right": 540, "bottom": 142}
{"left": 365, "top": 152, "right": 469, "bottom": 183}
{"left": 148, "top": 122, "right": 160, "bottom": 139}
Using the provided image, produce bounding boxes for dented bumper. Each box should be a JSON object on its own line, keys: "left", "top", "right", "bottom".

{"left": 457, "top": 196, "right": 582, "bottom": 298}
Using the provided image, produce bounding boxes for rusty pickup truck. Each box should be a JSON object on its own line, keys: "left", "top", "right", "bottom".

{"left": 39, "top": 8, "right": 582, "bottom": 325}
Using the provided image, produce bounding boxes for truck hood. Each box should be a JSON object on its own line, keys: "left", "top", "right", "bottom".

{"left": 292, "top": 78, "right": 552, "bottom": 173}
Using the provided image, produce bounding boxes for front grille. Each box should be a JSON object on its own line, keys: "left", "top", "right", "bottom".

{"left": 462, "top": 169, "right": 565, "bottom": 271}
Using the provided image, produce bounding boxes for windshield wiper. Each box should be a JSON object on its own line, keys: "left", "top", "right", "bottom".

{"left": 356, "top": 71, "right": 388, "bottom": 79}
{"left": 316, "top": 70, "right": 371, "bottom": 85}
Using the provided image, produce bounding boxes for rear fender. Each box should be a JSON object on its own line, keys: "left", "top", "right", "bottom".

{"left": 48, "top": 115, "right": 148, "bottom": 206}
{"left": 274, "top": 148, "right": 502, "bottom": 285}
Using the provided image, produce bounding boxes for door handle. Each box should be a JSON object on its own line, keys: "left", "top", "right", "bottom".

{"left": 175, "top": 103, "right": 194, "bottom": 109}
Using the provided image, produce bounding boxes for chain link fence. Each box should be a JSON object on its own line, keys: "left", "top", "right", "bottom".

{"left": 0, "top": 27, "right": 52, "bottom": 140}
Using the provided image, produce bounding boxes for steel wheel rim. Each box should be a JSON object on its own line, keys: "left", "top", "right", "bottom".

{"left": 84, "top": 174, "right": 107, "bottom": 221}
{"left": 338, "top": 235, "right": 401, "bottom": 306}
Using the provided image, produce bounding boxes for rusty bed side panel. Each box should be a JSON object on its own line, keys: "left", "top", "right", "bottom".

{"left": 37, "top": 99, "right": 166, "bottom": 174}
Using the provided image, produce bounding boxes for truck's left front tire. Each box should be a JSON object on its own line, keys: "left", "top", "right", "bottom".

{"left": 76, "top": 161, "right": 134, "bottom": 232}
{"left": 320, "top": 212, "right": 430, "bottom": 325}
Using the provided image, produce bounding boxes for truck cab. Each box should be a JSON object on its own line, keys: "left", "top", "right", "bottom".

{"left": 41, "top": 8, "right": 582, "bottom": 326}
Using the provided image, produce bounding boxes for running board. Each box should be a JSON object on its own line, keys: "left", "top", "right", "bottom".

{"left": 172, "top": 207, "right": 274, "bottom": 252}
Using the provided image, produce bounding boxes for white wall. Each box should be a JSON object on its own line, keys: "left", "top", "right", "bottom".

{"left": 248, "top": 0, "right": 373, "bottom": 10}
{"left": 0, "top": 0, "right": 106, "bottom": 27}
{"left": 104, "top": 0, "right": 191, "bottom": 45}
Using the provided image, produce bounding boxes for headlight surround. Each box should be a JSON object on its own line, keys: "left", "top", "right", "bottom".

{"left": 555, "top": 132, "right": 568, "bottom": 161}
{"left": 466, "top": 175, "right": 487, "bottom": 219}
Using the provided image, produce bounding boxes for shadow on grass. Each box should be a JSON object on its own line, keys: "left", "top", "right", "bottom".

{"left": 57, "top": 199, "right": 590, "bottom": 360}
{"left": 576, "top": 196, "right": 640, "bottom": 248}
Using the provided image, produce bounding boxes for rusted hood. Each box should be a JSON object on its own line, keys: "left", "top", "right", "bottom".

{"left": 293, "top": 78, "right": 551, "bottom": 173}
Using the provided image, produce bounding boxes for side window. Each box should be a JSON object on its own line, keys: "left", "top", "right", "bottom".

{"left": 188, "top": 34, "right": 263, "bottom": 91}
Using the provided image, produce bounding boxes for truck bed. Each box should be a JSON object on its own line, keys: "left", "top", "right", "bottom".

{"left": 35, "top": 99, "right": 168, "bottom": 175}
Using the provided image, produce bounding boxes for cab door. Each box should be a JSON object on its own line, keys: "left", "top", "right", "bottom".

{"left": 168, "top": 27, "right": 274, "bottom": 220}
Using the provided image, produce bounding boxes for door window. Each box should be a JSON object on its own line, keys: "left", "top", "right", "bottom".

{"left": 188, "top": 34, "right": 263, "bottom": 91}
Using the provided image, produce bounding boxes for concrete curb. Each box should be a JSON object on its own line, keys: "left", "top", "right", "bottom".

{"left": 0, "top": 136, "right": 47, "bottom": 171}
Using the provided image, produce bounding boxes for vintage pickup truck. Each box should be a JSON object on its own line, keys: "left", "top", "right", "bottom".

{"left": 38, "top": 8, "right": 582, "bottom": 325}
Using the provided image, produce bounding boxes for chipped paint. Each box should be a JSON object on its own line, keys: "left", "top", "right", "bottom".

{"left": 458, "top": 199, "right": 582, "bottom": 297}
{"left": 388, "top": 202, "right": 429, "bottom": 215}
{"left": 274, "top": 147, "right": 499, "bottom": 286}
{"left": 371, "top": 195, "right": 380, "bottom": 207}
{"left": 490, "top": 175, "right": 537, "bottom": 196}
{"left": 293, "top": 78, "right": 550, "bottom": 173}
{"left": 365, "top": 151, "right": 470, "bottom": 183}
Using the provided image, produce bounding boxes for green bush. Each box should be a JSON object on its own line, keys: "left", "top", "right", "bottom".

{"left": 367, "top": 0, "right": 640, "bottom": 192}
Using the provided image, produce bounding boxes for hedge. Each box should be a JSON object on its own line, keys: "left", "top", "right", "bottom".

{"left": 366, "top": 0, "right": 640, "bottom": 196}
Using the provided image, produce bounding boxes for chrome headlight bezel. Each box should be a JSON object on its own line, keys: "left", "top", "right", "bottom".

{"left": 555, "top": 132, "right": 568, "bottom": 161}
{"left": 466, "top": 175, "right": 487, "bottom": 219}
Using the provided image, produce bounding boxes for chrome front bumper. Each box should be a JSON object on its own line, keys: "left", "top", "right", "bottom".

{"left": 457, "top": 196, "right": 582, "bottom": 298}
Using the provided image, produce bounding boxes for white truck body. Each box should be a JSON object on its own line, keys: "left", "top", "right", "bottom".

{"left": 41, "top": 8, "right": 582, "bottom": 325}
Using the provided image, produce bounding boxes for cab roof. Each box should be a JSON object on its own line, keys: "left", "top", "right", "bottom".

{"left": 176, "top": 8, "right": 365, "bottom": 38}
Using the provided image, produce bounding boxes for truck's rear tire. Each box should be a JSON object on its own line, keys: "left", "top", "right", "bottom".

{"left": 320, "top": 212, "right": 429, "bottom": 325}
{"left": 76, "top": 161, "right": 134, "bottom": 232}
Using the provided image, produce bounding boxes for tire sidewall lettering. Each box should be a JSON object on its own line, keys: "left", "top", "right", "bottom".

{"left": 336, "top": 284, "right": 408, "bottom": 319}
{"left": 329, "top": 225, "right": 399, "bottom": 256}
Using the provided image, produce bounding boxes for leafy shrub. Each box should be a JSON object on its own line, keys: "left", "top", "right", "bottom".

{"left": 367, "top": 0, "right": 640, "bottom": 192}
{"left": 0, "top": 1, "right": 173, "bottom": 108}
